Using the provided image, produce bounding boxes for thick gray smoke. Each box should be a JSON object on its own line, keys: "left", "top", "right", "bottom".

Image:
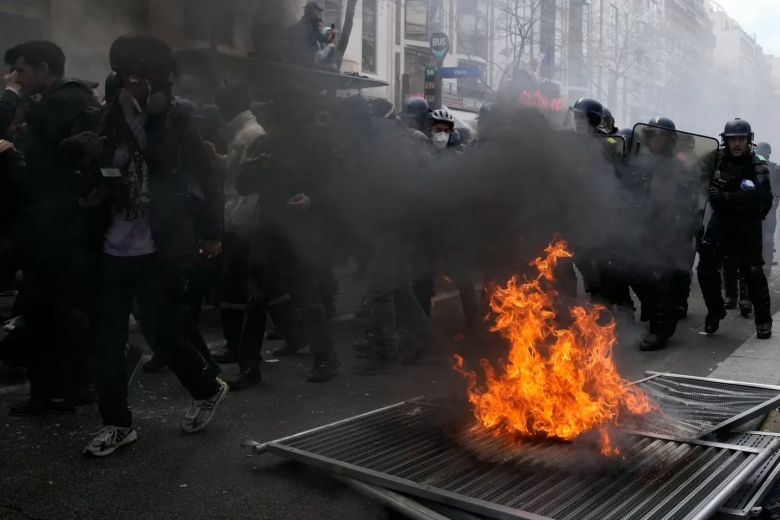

{"left": 313, "top": 95, "right": 629, "bottom": 290}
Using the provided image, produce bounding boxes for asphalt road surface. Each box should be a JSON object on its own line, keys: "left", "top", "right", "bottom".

{"left": 2, "top": 265, "right": 780, "bottom": 520}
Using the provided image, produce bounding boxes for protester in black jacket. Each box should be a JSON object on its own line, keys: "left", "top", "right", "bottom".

{"left": 79, "top": 35, "right": 227, "bottom": 458}
{"left": 235, "top": 86, "right": 339, "bottom": 384}
{"left": 4, "top": 41, "right": 100, "bottom": 416}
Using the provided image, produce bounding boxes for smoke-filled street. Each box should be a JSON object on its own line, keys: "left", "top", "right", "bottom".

{"left": 3, "top": 0, "right": 780, "bottom": 519}
{"left": 3, "top": 264, "right": 780, "bottom": 519}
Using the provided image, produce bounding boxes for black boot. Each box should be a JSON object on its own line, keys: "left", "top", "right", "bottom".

{"left": 228, "top": 366, "right": 262, "bottom": 391}
{"left": 757, "top": 322, "right": 773, "bottom": 340}
{"left": 724, "top": 297, "right": 738, "bottom": 310}
{"left": 704, "top": 310, "right": 727, "bottom": 335}
{"left": 142, "top": 354, "right": 168, "bottom": 373}
{"left": 639, "top": 333, "right": 668, "bottom": 352}
{"left": 352, "top": 352, "right": 396, "bottom": 375}
{"left": 308, "top": 353, "right": 340, "bottom": 382}
{"left": 353, "top": 335, "right": 379, "bottom": 357}
{"left": 746, "top": 266, "right": 772, "bottom": 335}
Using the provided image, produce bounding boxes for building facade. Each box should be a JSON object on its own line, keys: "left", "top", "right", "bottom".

{"left": 707, "top": 1, "right": 780, "bottom": 143}
{"left": 0, "top": 0, "right": 776, "bottom": 138}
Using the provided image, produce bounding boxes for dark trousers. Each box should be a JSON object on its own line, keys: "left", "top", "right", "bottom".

{"left": 697, "top": 217, "right": 771, "bottom": 324}
{"left": 94, "top": 254, "right": 218, "bottom": 427}
{"left": 219, "top": 233, "right": 250, "bottom": 352}
{"left": 21, "top": 268, "right": 91, "bottom": 402}
{"left": 635, "top": 268, "right": 679, "bottom": 338}
{"left": 601, "top": 259, "right": 636, "bottom": 309}
{"left": 671, "top": 268, "right": 692, "bottom": 313}
{"left": 238, "top": 228, "right": 332, "bottom": 370}
{"left": 722, "top": 257, "right": 748, "bottom": 303}
{"left": 369, "top": 234, "right": 429, "bottom": 357}
{"left": 412, "top": 239, "right": 479, "bottom": 325}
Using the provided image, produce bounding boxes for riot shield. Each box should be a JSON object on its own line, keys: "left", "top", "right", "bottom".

{"left": 615, "top": 124, "right": 719, "bottom": 270}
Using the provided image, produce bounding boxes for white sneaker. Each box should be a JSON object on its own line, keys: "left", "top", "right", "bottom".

{"left": 83, "top": 425, "right": 138, "bottom": 457}
{"left": 180, "top": 378, "right": 229, "bottom": 434}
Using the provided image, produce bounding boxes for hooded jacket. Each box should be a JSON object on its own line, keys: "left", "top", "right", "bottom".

{"left": 212, "top": 110, "right": 265, "bottom": 237}
{"left": 96, "top": 94, "right": 224, "bottom": 269}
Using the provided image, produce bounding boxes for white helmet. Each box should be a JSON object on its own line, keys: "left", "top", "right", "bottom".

{"left": 428, "top": 108, "right": 455, "bottom": 127}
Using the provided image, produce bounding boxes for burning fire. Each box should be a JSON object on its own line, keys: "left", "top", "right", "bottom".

{"left": 454, "top": 240, "right": 653, "bottom": 455}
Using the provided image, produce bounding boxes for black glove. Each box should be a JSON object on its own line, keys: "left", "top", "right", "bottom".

{"left": 708, "top": 184, "right": 728, "bottom": 208}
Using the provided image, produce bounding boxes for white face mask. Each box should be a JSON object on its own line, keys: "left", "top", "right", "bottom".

{"left": 432, "top": 131, "right": 450, "bottom": 149}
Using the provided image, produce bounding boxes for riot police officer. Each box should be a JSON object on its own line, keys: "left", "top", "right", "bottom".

{"left": 399, "top": 96, "right": 430, "bottom": 134}
{"left": 651, "top": 117, "right": 694, "bottom": 321}
{"left": 570, "top": 97, "right": 607, "bottom": 136}
{"left": 630, "top": 117, "right": 699, "bottom": 350}
{"left": 698, "top": 119, "right": 773, "bottom": 339}
{"left": 569, "top": 97, "right": 622, "bottom": 304}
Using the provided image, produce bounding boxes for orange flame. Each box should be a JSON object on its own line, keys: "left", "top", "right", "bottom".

{"left": 454, "top": 240, "right": 653, "bottom": 452}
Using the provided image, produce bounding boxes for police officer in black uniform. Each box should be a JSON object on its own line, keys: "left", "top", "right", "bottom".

{"left": 631, "top": 117, "right": 699, "bottom": 350}
{"left": 569, "top": 97, "right": 623, "bottom": 304}
{"left": 399, "top": 97, "right": 430, "bottom": 134}
{"left": 698, "top": 119, "right": 773, "bottom": 339}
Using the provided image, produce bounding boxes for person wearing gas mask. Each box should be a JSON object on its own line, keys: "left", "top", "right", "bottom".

{"left": 79, "top": 35, "right": 228, "bottom": 457}
{"left": 3, "top": 40, "right": 100, "bottom": 416}
{"left": 698, "top": 119, "right": 773, "bottom": 340}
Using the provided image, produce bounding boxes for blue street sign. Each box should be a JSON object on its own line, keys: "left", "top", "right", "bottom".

{"left": 439, "top": 66, "right": 482, "bottom": 79}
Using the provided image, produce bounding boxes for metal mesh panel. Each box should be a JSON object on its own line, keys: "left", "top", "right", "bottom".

{"left": 267, "top": 401, "right": 776, "bottom": 520}
{"left": 418, "top": 500, "right": 490, "bottom": 520}
{"left": 718, "top": 432, "right": 780, "bottom": 519}
{"left": 627, "top": 373, "right": 780, "bottom": 439}
{"left": 388, "top": 433, "right": 780, "bottom": 520}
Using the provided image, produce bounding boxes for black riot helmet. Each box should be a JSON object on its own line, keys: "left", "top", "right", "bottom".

{"left": 570, "top": 97, "right": 604, "bottom": 128}
{"left": 720, "top": 118, "right": 754, "bottom": 142}
{"left": 400, "top": 96, "right": 430, "bottom": 130}
{"left": 648, "top": 116, "right": 676, "bottom": 131}
{"left": 756, "top": 142, "right": 772, "bottom": 159}
{"left": 643, "top": 116, "right": 677, "bottom": 155}
{"left": 109, "top": 34, "right": 175, "bottom": 91}
{"left": 602, "top": 107, "right": 617, "bottom": 134}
